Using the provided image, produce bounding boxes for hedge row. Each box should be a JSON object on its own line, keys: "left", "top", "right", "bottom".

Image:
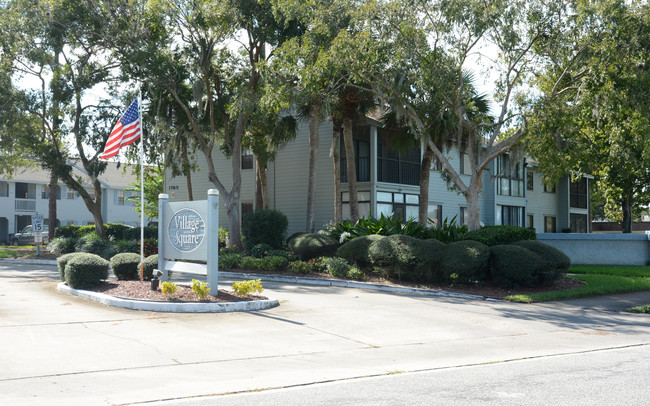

{"left": 58, "top": 252, "right": 160, "bottom": 289}
{"left": 54, "top": 224, "right": 158, "bottom": 240}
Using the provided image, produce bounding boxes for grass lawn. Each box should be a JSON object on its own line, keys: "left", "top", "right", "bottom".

{"left": 506, "top": 266, "right": 650, "bottom": 303}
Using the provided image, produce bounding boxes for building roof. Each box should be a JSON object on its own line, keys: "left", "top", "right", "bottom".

{"left": 0, "top": 161, "right": 139, "bottom": 188}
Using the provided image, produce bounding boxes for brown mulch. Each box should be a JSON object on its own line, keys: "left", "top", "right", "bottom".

{"left": 92, "top": 280, "right": 266, "bottom": 303}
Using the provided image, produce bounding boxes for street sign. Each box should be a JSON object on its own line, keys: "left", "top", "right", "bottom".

{"left": 31, "top": 213, "right": 44, "bottom": 232}
{"left": 34, "top": 232, "right": 43, "bottom": 245}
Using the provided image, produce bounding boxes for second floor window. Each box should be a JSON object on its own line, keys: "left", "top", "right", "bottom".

{"left": 570, "top": 178, "right": 588, "bottom": 209}
{"left": 496, "top": 155, "right": 524, "bottom": 197}
{"left": 241, "top": 149, "right": 254, "bottom": 170}
{"left": 66, "top": 188, "right": 75, "bottom": 199}
{"left": 117, "top": 190, "right": 125, "bottom": 205}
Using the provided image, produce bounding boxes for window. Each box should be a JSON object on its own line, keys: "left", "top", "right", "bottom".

{"left": 570, "top": 213, "right": 588, "bottom": 233}
{"left": 459, "top": 207, "right": 468, "bottom": 226}
{"left": 0, "top": 181, "right": 8, "bottom": 197}
{"left": 241, "top": 149, "right": 254, "bottom": 170}
{"left": 428, "top": 204, "right": 443, "bottom": 226}
{"left": 544, "top": 183, "right": 556, "bottom": 193}
{"left": 340, "top": 139, "right": 371, "bottom": 182}
{"left": 375, "top": 192, "right": 418, "bottom": 221}
{"left": 460, "top": 152, "right": 472, "bottom": 175}
{"left": 66, "top": 220, "right": 75, "bottom": 226}
{"left": 376, "top": 131, "right": 420, "bottom": 185}
{"left": 343, "top": 191, "right": 371, "bottom": 220}
{"left": 544, "top": 216, "right": 556, "bottom": 233}
{"left": 498, "top": 205, "right": 525, "bottom": 227}
{"left": 496, "top": 155, "right": 524, "bottom": 197}
{"left": 66, "top": 188, "right": 75, "bottom": 199}
{"left": 527, "top": 171, "right": 534, "bottom": 191}
{"left": 570, "top": 178, "right": 588, "bottom": 209}
{"left": 41, "top": 185, "right": 61, "bottom": 200}
{"left": 117, "top": 190, "right": 125, "bottom": 205}
{"left": 527, "top": 214, "right": 534, "bottom": 230}
{"left": 431, "top": 158, "right": 442, "bottom": 171}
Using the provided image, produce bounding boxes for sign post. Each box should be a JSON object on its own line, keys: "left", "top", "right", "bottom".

{"left": 31, "top": 213, "right": 44, "bottom": 256}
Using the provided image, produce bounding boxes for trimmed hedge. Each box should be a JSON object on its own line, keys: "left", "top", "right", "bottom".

{"left": 511, "top": 240, "right": 571, "bottom": 272}
{"left": 140, "top": 254, "right": 158, "bottom": 281}
{"left": 54, "top": 224, "right": 158, "bottom": 240}
{"left": 337, "top": 235, "right": 385, "bottom": 266}
{"left": 489, "top": 245, "right": 555, "bottom": 288}
{"left": 242, "top": 209, "right": 288, "bottom": 251}
{"left": 110, "top": 253, "right": 143, "bottom": 280}
{"left": 368, "top": 235, "right": 446, "bottom": 281}
{"left": 462, "top": 226, "right": 536, "bottom": 247}
{"left": 57, "top": 252, "right": 84, "bottom": 282}
{"left": 74, "top": 234, "right": 116, "bottom": 259}
{"left": 48, "top": 237, "right": 78, "bottom": 255}
{"left": 440, "top": 240, "right": 490, "bottom": 283}
{"left": 288, "top": 233, "right": 339, "bottom": 260}
{"left": 64, "top": 253, "right": 109, "bottom": 289}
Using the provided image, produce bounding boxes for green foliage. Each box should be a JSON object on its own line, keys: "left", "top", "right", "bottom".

{"left": 161, "top": 281, "right": 178, "bottom": 295}
{"left": 250, "top": 243, "right": 273, "bottom": 258}
{"left": 138, "top": 238, "right": 158, "bottom": 256}
{"left": 126, "top": 165, "right": 164, "bottom": 220}
{"left": 110, "top": 253, "right": 142, "bottom": 281}
{"left": 232, "top": 279, "right": 264, "bottom": 296}
{"left": 104, "top": 224, "right": 132, "bottom": 241}
{"left": 240, "top": 256, "right": 260, "bottom": 270}
{"left": 124, "top": 226, "right": 158, "bottom": 241}
{"left": 429, "top": 215, "right": 468, "bottom": 243}
{"left": 368, "top": 235, "right": 446, "bottom": 281}
{"left": 626, "top": 304, "right": 650, "bottom": 314}
{"left": 220, "top": 253, "right": 242, "bottom": 269}
{"left": 511, "top": 240, "right": 571, "bottom": 272}
{"left": 329, "top": 214, "right": 432, "bottom": 242}
{"left": 74, "top": 234, "right": 116, "bottom": 259}
{"left": 114, "top": 239, "right": 140, "bottom": 254}
{"left": 241, "top": 209, "right": 288, "bottom": 251}
{"left": 220, "top": 247, "right": 241, "bottom": 256}
{"left": 140, "top": 254, "right": 158, "bottom": 281}
{"left": 268, "top": 249, "right": 297, "bottom": 261}
{"left": 347, "top": 266, "right": 364, "bottom": 280}
{"left": 288, "top": 233, "right": 338, "bottom": 260}
{"left": 307, "top": 257, "right": 328, "bottom": 273}
{"left": 337, "top": 235, "right": 384, "bottom": 266}
{"left": 54, "top": 226, "right": 83, "bottom": 239}
{"left": 462, "top": 226, "right": 536, "bottom": 247}
{"left": 57, "top": 252, "right": 84, "bottom": 282}
{"left": 191, "top": 279, "right": 210, "bottom": 300}
{"left": 489, "top": 245, "right": 554, "bottom": 288}
{"left": 568, "top": 265, "right": 650, "bottom": 278}
{"left": 268, "top": 256, "right": 289, "bottom": 269}
{"left": 440, "top": 240, "right": 490, "bottom": 284}
{"left": 48, "top": 237, "right": 78, "bottom": 255}
{"left": 218, "top": 227, "right": 230, "bottom": 245}
{"left": 288, "top": 260, "right": 312, "bottom": 274}
{"left": 64, "top": 253, "right": 109, "bottom": 290}
{"left": 320, "top": 257, "right": 351, "bottom": 278}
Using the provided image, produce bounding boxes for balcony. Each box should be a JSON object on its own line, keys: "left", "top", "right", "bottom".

{"left": 15, "top": 199, "right": 36, "bottom": 212}
{"left": 377, "top": 158, "right": 420, "bottom": 186}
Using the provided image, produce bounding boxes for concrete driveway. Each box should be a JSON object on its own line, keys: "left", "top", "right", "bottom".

{"left": 1, "top": 262, "right": 649, "bottom": 405}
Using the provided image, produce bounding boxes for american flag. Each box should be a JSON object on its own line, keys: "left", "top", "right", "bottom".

{"left": 100, "top": 98, "right": 141, "bottom": 160}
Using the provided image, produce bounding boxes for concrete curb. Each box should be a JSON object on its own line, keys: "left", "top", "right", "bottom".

{"left": 57, "top": 282, "right": 279, "bottom": 313}
{"left": 0, "top": 258, "right": 57, "bottom": 266}
{"left": 0, "top": 258, "right": 493, "bottom": 301}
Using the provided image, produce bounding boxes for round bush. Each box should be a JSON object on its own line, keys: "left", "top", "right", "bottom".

{"left": 104, "top": 223, "right": 132, "bottom": 241}
{"left": 140, "top": 254, "right": 158, "bottom": 281}
{"left": 250, "top": 243, "right": 273, "bottom": 258}
{"left": 48, "top": 237, "right": 79, "bottom": 255}
{"left": 242, "top": 209, "right": 288, "bottom": 251}
{"left": 489, "top": 245, "right": 553, "bottom": 288}
{"left": 288, "top": 233, "right": 339, "bottom": 260}
{"left": 337, "top": 235, "right": 385, "bottom": 267}
{"left": 440, "top": 240, "right": 490, "bottom": 284}
{"left": 110, "top": 253, "right": 143, "bottom": 280}
{"left": 462, "top": 226, "right": 536, "bottom": 246}
{"left": 510, "top": 240, "right": 571, "bottom": 272}
{"left": 74, "top": 234, "right": 116, "bottom": 259}
{"left": 57, "top": 252, "right": 84, "bottom": 282}
{"left": 64, "top": 253, "right": 109, "bottom": 289}
{"left": 114, "top": 239, "right": 140, "bottom": 254}
{"left": 368, "top": 235, "right": 446, "bottom": 281}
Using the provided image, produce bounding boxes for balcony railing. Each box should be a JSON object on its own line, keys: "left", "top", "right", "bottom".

{"left": 377, "top": 158, "right": 420, "bottom": 186}
{"left": 15, "top": 199, "right": 36, "bottom": 211}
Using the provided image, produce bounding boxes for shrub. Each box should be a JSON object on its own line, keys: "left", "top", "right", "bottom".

{"left": 321, "top": 257, "right": 351, "bottom": 278}
{"left": 218, "top": 227, "right": 229, "bottom": 248}
{"left": 48, "top": 237, "right": 78, "bottom": 255}
{"left": 140, "top": 254, "right": 158, "bottom": 281}
{"left": 232, "top": 279, "right": 264, "bottom": 296}
{"left": 462, "top": 225, "right": 536, "bottom": 247}
{"left": 240, "top": 256, "right": 259, "bottom": 270}
{"left": 161, "top": 281, "right": 178, "bottom": 295}
{"left": 191, "top": 279, "right": 210, "bottom": 300}
{"left": 104, "top": 224, "right": 132, "bottom": 241}
{"left": 368, "top": 235, "right": 446, "bottom": 281}
{"left": 220, "top": 247, "right": 241, "bottom": 256}
{"left": 347, "top": 266, "right": 364, "bottom": 280}
{"left": 241, "top": 209, "right": 288, "bottom": 251}
{"left": 57, "top": 252, "right": 84, "bottom": 282}
{"left": 124, "top": 225, "right": 158, "bottom": 240}
{"left": 54, "top": 225, "right": 83, "bottom": 238}
{"left": 490, "top": 245, "right": 554, "bottom": 288}
{"left": 110, "top": 253, "right": 142, "bottom": 280}
{"left": 74, "top": 234, "right": 116, "bottom": 259}
{"left": 268, "top": 256, "right": 289, "bottom": 269}
{"left": 510, "top": 240, "right": 571, "bottom": 272}
{"left": 64, "top": 253, "right": 109, "bottom": 289}
{"left": 329, "top": 214, "right": 431, "bottom": 241}
{"left": 307, "top": 256, "right": 328, "bottom": 273}
{"left": 268, "top": 249, "right": 297, "bottom": 261}
{"left": 288, "top": 233, "right": 338, "bottom": 260}
{"left": 114, "top": 239, "right": 139, "bottom": 254}
{"left": 288, "top": 260, "right": 312, "bottom": 274}
{"left": 429, "top": 215, "right": 468, "bottom": 243}
{"left": 337, "top": 235, "right": 385, "bottom": 267}
{"left": 220, "top": 253, "right": 242, "bottom": 269}
{"left": 250, "top": 243, "right": 273, "bottom": 258}
{"left": 440, "top": 240, "right": 490, "bottom": 284}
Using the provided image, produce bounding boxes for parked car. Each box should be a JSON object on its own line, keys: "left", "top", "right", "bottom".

{"left": 11, "top": 225, "right": 50, "bottom": 246}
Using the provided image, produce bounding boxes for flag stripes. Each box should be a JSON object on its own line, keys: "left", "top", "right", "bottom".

{"left": 100, "top": 99, "right": 141, "bottom": 160}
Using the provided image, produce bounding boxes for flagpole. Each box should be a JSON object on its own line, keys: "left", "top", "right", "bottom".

{"left": 138, "top": 92, "right": 145, "bottom": 280}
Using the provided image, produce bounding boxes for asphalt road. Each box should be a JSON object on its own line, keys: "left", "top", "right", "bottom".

{"left": 1, "top": 262, "right": 649, "bottom": 405}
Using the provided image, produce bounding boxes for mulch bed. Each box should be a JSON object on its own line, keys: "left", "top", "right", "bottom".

{"left": 92, "top": 280, "right": 266, "bottom": 303}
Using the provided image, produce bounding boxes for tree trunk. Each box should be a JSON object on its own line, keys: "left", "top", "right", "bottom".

{"left": 185, "top": 171, "right": 194, "bottom": 201}
{"left": 223, "top": 191, "right": 241, "bottom": 249}
{"left": 181, "top": 137, "right": 193, "bottom": 201}
{"left": 621, "top": 189, "right": 633, "bottom": 233}
{"left": 256, "top": 157, "right": 268, "bottom": 209}
{"left": 465, "top": 172, "right": 484, "bottom": 231}
{"left": 306, "top": 102, "right": 321, "bottom": 232}
{"left": 332, "top": 121, "right": 342, "bottom": 224}
{"left": 48, "top": 173, "right": 58, "bottom": 240}
{"left": 343, "top": 117, "right": 358, "bottom": 223}
{"left": 418, "top": 146, "right": 434, "bottom": 226}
